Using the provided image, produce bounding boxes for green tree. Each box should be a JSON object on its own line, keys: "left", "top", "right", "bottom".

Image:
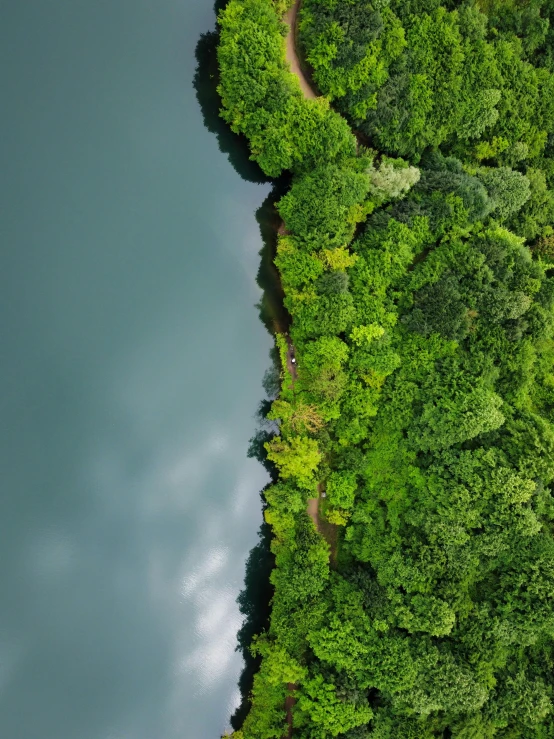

{"left": 413, "top": 383, "right": 505, "bottom": 451}
{"left": 368, "top": 158, "right": 421, "bottom": 202}
{"left": 297, "top": 672, "right": 373, "bottom": 738}
{"left": 277, "top": 164, "right": 371, "bottom": 250}
{"left": 477, "top": 166, "right": 531, "bottom": 220}
{"left": 265, "top": 436, "right": 321, "bottom": 487}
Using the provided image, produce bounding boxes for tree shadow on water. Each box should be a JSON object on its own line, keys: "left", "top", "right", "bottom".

{"left": 254, "top": 180, "right": 293, "bottom": 335}
{"left": 226, "top": 318, "right": 293, "bottom": 729}
{"left": 229, "top": 367, "right": 280, "bottom": 731}
{"left": 193, "top": 3, "right": 294, "bottom": 332}
{"left": 193, "top": 20, "right": 272, "bottom": 185}
{"left": 192, "top": 6, "right": 295, "bottom": 731}
{"left": 229, "top": 515, "right": 275, "bottom": 731}
{"left": 221, "top": 177, "right": 300, "bottom": 733}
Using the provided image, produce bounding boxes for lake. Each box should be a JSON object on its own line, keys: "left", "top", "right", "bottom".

{"left": 0, "top": 0, "right": 273, "bottom": 736}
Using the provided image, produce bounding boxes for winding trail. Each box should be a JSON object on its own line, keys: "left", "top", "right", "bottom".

{"left": 280, "top": 2, "right": 330, "bottom": 543}
{"left": 282, "top": 0, "right": 319, "bottom": 538}
{"left": 283, "top": 0, "right": 317, "bottom": 100}
{"left": 279, "top": 8, "right": 335, "bottom": 736}
{"left": 283, "top": 1, "right": 369, "bottom": 150}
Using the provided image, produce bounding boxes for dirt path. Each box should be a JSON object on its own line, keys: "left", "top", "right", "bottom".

{"left": 307, "top": 485, "right": 337, "bottom": 565}
{"left": 278, "top": 14, "right": 327, "bottom": 735}
{"left": 284, "top": 0, "right": 317, "bottom": 100}
{"left": 284, "top": 684, "right": 297, "bottom": 739}
{"left": 283, "top": 0, "right": 367, "bottom": 153}
{"left": 285, "top": 336, "right": 298, "bottom": 383}
{"left": 307, "top": 496, "right": 319, "bottom": 529}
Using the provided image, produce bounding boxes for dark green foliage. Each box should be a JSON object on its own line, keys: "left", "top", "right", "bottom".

{"left": 217, "top": 0, "right": 356, "bottom": 176}
{"left": 277, "top": 163, "right": 371, "bottom": 249}
{"left": 477, "top": 166, "right": 531, "bottom": 220}
{"left": 299, "top": 0, "right": 406, "bottom": 116}
{"left": 412, "top": 151, "right": 491, "bottom": 222}
{"left": 508, "top": 168, "right": 554, "bottom": 242}
{"left": 353, "top": 5, "right": 504, "bottom": 157}
{"left": 300, "top": 0, "right": 554, "bottom": 189}
{"left": 405, "top": 271, "right": 470, "bottom": 340}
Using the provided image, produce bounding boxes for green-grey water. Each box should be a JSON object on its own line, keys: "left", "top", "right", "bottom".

{"left": 0, "top": 1, "right": 273, "bottom": 737}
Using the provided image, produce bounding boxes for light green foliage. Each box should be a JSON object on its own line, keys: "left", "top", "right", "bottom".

{"left": 368, "top": 158, "right": 421, "bottom": 202}
{"left": 299, "top": 336, "right": 350, "bottom": 418}
{"left": 301, "top": 336, "right": 349, "bottom": 375}
{"left": 297, "top": 672, "right": 373, "bottom": 737}
{"left": 265, "top": 480, "right": 306, "bottom": 514}
{"left": 252, "top": 638, "right": 307, "bottom": 685}
{"left": 395, "top": 594, "right": 455, "bottom": 637}
{"left": 508, "top": 168, "right": 554, "bottom": 242}
{"left": 264, "top": 435, "right": 321, "bottom": 487}
{"left": 272, "top": 0, "right": 294, "bottom": 16}
{"left": 322, "top": 246, "right": 358, "bottom": 271}
{"left": 326, "top": 470, "right": 357, "bottom": 512}
{"left": 247, "top": 96, "right": 356, "bottom": 176}
{"left": 289, "top": 291, "right": 357, "bottom": 342}
{"left": 458, "top": 88, "right": 501, "bottom": 140}
{"left": 238, "top": 649, "right": 289, "bottom": 738}
{"left": 350, "top": 324, "right": 385, "bottom": 345}
{"left": 489, "top": 669, "right": 552, "bottom": 730}
{"left": 270, "top": 515, "right": 330, "bottom": 612}
{"left": 268, "top": 398, "right": 325, "bottom": 435}
{"left": 275, "top": 237, "right": 324, "bottom": 290}
{"left": 395, "top": 652, "right": 489, "bottom": 715}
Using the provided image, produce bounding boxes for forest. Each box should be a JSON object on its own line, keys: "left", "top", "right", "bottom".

{"left": 218, "top": 0, "right": 554, "bottom": 737}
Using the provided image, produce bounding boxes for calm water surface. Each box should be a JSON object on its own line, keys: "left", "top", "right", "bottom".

{"left": 0, "top": 1, "right": 272, "bottom": 737}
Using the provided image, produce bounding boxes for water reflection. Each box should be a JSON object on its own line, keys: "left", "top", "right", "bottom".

{"left": 230, "top": 519, "right": 274, "bottom": 731}
{"left": 193, "top": 29, "right": 272, "bottom": 185}
{"left": 254, "top": 184, "right": 292, "bottom": 334}
{"left": 230, "top": 387, "right": 279, "bottom": 731}
{"left": 192, "top": 9, "right": 304, "bottom": 729}
{"left": 83, "top": 391, "right": 271, "bottom": 738}
{"left": 1, "top": 0, "right": 274, "bottom": 735}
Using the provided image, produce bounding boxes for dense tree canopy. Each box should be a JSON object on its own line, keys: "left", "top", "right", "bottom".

{"left": 217, "top": 0, "right": 554, "bottom": 737}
